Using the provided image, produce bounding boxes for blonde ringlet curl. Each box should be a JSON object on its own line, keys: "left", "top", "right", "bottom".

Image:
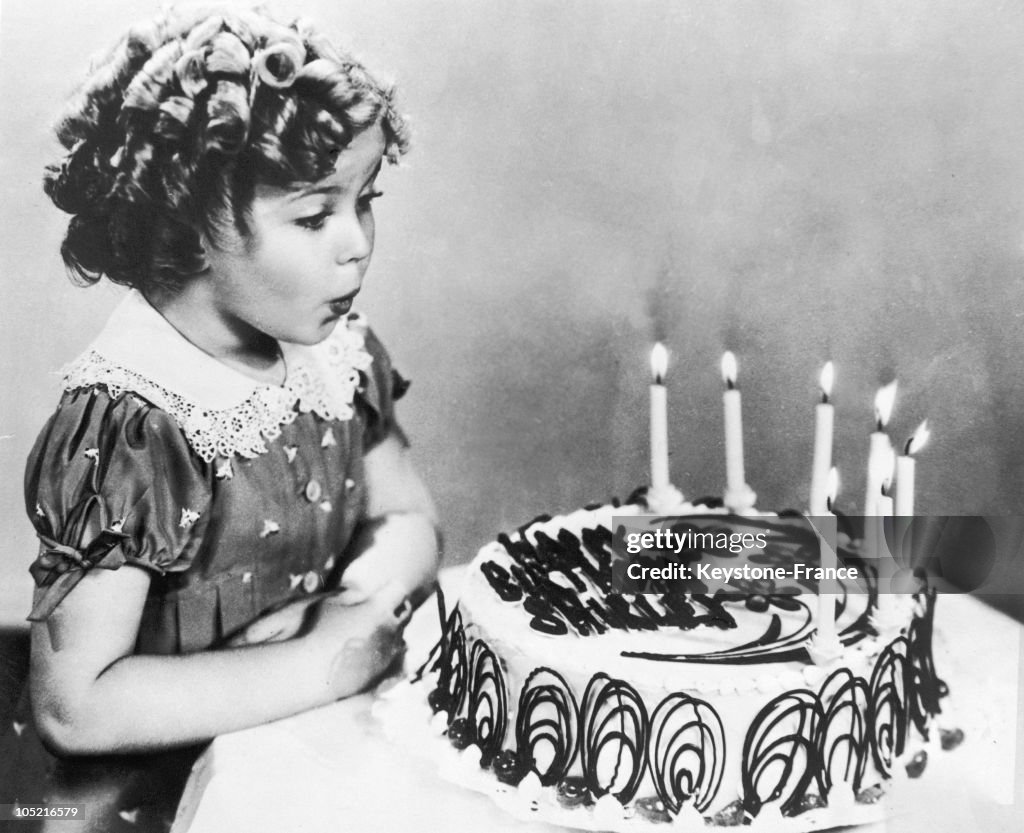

{"left": 175, "top": 49, "right": 210, "bottom": 99}
{"left": 44, "top": 6, "right": 410, "bottom": 290}
{"left": 254, "top": 42, "right": 305, "bottom": 89}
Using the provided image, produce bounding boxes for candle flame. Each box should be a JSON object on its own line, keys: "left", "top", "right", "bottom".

{"left": 650, "top": 343, "right": 668, "bottom": 384}
{"left": 721, "top": 351, "right": 738, "bottom": 387}
{"left": 874, "top": 380, "right": 898, "bottom": 428}
{"left": 826, "top": 466, "right": 840, "bottom": 505}
{"left": 819, "top": 361, "right": 834, "bottom": 400}
{"left": 905, "top": 420, "right": 931, "bottom": 456}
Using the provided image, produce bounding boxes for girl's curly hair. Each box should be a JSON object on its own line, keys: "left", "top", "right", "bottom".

{"left": 44, "top": 8, "right": 410, "bottom": 290}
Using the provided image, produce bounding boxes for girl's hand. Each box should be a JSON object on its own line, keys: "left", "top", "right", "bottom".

{"left": 309, "top": 582, "right": 413, "bottom": 699}
{"left": 223, "top": 596, "right": 323, "bottom": 647}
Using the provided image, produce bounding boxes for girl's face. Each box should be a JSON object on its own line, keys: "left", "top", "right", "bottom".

{"left": 203, "top": 123, "right": 386, "bottom": 348}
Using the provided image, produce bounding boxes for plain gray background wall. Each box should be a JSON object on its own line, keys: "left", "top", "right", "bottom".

{"left": 2, "top": 0, "right": 1024, "bottom": 621}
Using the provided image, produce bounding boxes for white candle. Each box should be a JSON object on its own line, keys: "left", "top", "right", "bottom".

{"left": 649, "top": 344, "right": 670, "bottom": 492}
{"left": 809, "top": 362, "right": 835, "bottom": 515}
{"left": 874, "top": 450, "right": 896, "bottom": 616}
{"left": 895, "top": 420, "right": 930, "bottom": 518}
{"left": 877, "top": 489, "right": 893, "bottom": 519}
{"left": 816, "top": 468, "right": 840, "bottom": 643}
{"left": 721, "top": 352, "right": 754, "bottom": 510}
{"left": 864, "top": 381, "right": 897, "bottom": 516}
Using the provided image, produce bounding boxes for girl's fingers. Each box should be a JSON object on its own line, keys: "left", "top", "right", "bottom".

{"left": 375, "top": 581, "right": 413, "bottom": 621}
{"left": 326, "top": 581, "right": 412, "bottom": 628}
{"left": 392, "top": 595, "right": 413, "bottom": 625}
{"left": 228, "top": 599, "right": 316, "bottom": 646}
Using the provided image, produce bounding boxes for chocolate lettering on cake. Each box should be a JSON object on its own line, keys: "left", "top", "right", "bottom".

{"left": 523, "top": 596, "right": 570, "bottom": 635}
{"left": 648, "top": 693, "right": 726, "bottom": 814}
{"left": 481, "top": 513, "right": 891, "bottom": 665}
{"left": 484, "top": 523, "right": 745, "bottom": 640}
{"left": 479, "top": 560, "right": 523, "bottom": 602}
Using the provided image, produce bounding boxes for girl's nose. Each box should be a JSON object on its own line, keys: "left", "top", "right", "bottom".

{"left": 335, "top": 210, "right": 372, "bottom": 264}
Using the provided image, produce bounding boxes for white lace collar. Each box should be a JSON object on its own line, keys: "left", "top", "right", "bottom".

{"left": 62, "top": 290, "right": 374, "bottom": 462}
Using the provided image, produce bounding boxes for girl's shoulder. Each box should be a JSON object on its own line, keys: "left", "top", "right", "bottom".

{"left": 25, "top": 379, "right": 213, "bottom": 621}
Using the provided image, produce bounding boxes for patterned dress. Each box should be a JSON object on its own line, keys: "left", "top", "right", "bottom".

{"left": 0, "top": 290, "right": 407, "bottom": 831}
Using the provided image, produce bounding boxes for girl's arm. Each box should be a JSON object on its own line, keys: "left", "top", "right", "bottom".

{"left": 30, "top": 564, "right": 409, "bottom": 756}
{"left": 227, "top": 433, "right": 441, "bottom": 647}
{"left": 339, "top": 433, "right": 442, "bottom": 607}
{"left": 31, "top": 431, "right": 440, "bottom": 755}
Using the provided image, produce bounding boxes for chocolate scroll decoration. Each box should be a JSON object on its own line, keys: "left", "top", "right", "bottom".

{"left": 741, "top": 690, "right": 822, "bottom": 817}
{"left": 648, "top": 693, "right": 726, "bottom": 814}
{"left": 580, "top": 674, "right": 649, "bottom": 803}
{"left": 433, "top": 609, "right": 468, "bottom": 722}
{"left": 515, "top": 668, "right": 580, "bottom": 786}
{"left": 906, "top": 590, "right": 946, "bottom": 737}
{"left": 816, "top": 669, "right": 870, "bottom": 794}
{"left": 868, "top": 637, "right": 909, "bottom": 775}
{"left": 467, "top": 640, "right": 508, "bottom": 767}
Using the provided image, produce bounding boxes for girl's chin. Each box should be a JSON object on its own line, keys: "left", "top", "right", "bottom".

{"left": 310, "top": 316, "right": 345, "bottom": 343}
{"left": 270, "top": 310, "right": 348, "bottom": 346}
{"left": 273, "top": 322, "right": 337, "bottom": 347}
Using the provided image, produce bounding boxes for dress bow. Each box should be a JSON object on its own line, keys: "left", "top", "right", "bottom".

{"left": 28, "top": 528, "right": 129, "bottom": 622}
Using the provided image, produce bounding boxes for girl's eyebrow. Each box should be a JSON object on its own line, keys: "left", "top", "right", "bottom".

{"left": 285, "top": 161, "right": 383, "bottom": 202}
{"left": 286, "top": 184, "right": 339, "bottom": 202}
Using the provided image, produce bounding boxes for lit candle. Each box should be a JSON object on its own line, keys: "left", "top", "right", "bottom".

{"left": 816, "top": 467, "right": 840, "bottom": 644}
{"left": 809, "top": 362, "right": 835, "bottom": 515}
{"left": 721, "top": 352, "right": 756, "bottom": 512}
{"left": 650, "top": 344, "right": 670, "bottom": 493}
{"left": 873, "top": 447, "right": 897, "bottom": 619}
{"left": 895, "top": 420, "right": 930, "bottom": 572}
{"left": 895, "top": 420, "right": 930, "bottom": 518}
{"left": 864, "top": 381, "right": 897, "bottom": 516}
{"left": 721, "top": 352, "right": 743, "bottom": 490}
{"left": 876, "top": 463, "right": 894, "bottom": 520}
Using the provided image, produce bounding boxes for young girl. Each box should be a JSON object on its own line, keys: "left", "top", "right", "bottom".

{"left": 0, "top": 7, "right": 439, "bottom": 830}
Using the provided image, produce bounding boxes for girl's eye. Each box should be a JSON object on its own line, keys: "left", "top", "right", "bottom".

{"left": 295, "top": 211, "right": 332, "bottom": 231}
{"left": 358, "top": 190, "right": 384, "bottom": 209}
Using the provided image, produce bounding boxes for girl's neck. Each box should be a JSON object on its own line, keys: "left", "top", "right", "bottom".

{"left": 144, "top": 283, "right": 286, "bottom": 387}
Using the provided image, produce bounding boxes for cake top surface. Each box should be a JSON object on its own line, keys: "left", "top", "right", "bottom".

{"left": 459, "top": 499, "right": 914, "bottom": 691}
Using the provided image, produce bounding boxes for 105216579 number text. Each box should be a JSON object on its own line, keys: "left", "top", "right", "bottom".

{"left": 1, "top": 804, "right": 83, "bottom": 820}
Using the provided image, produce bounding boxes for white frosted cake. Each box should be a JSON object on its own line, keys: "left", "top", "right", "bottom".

{"left": 385, "top": 495, "right": 961, "bottom": 831}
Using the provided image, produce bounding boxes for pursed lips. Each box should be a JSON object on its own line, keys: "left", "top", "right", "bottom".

{"left": 328, "top": 291, "right": 359, "bottom": 316}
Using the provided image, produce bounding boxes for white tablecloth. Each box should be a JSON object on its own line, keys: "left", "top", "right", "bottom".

{"left": 171, "top": 571, "right": 1023, "bottom": 833}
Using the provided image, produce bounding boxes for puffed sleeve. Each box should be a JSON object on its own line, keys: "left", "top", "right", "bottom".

{"left": 24, "top": 388, "right": 212, "bottom": 622}
{"left": 357, "top": 327, "right": 410, "bottom": 451}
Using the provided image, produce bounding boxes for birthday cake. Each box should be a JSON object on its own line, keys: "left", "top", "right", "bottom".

{"left": 380, "top": 493, "right": 962, "bottom": 831}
